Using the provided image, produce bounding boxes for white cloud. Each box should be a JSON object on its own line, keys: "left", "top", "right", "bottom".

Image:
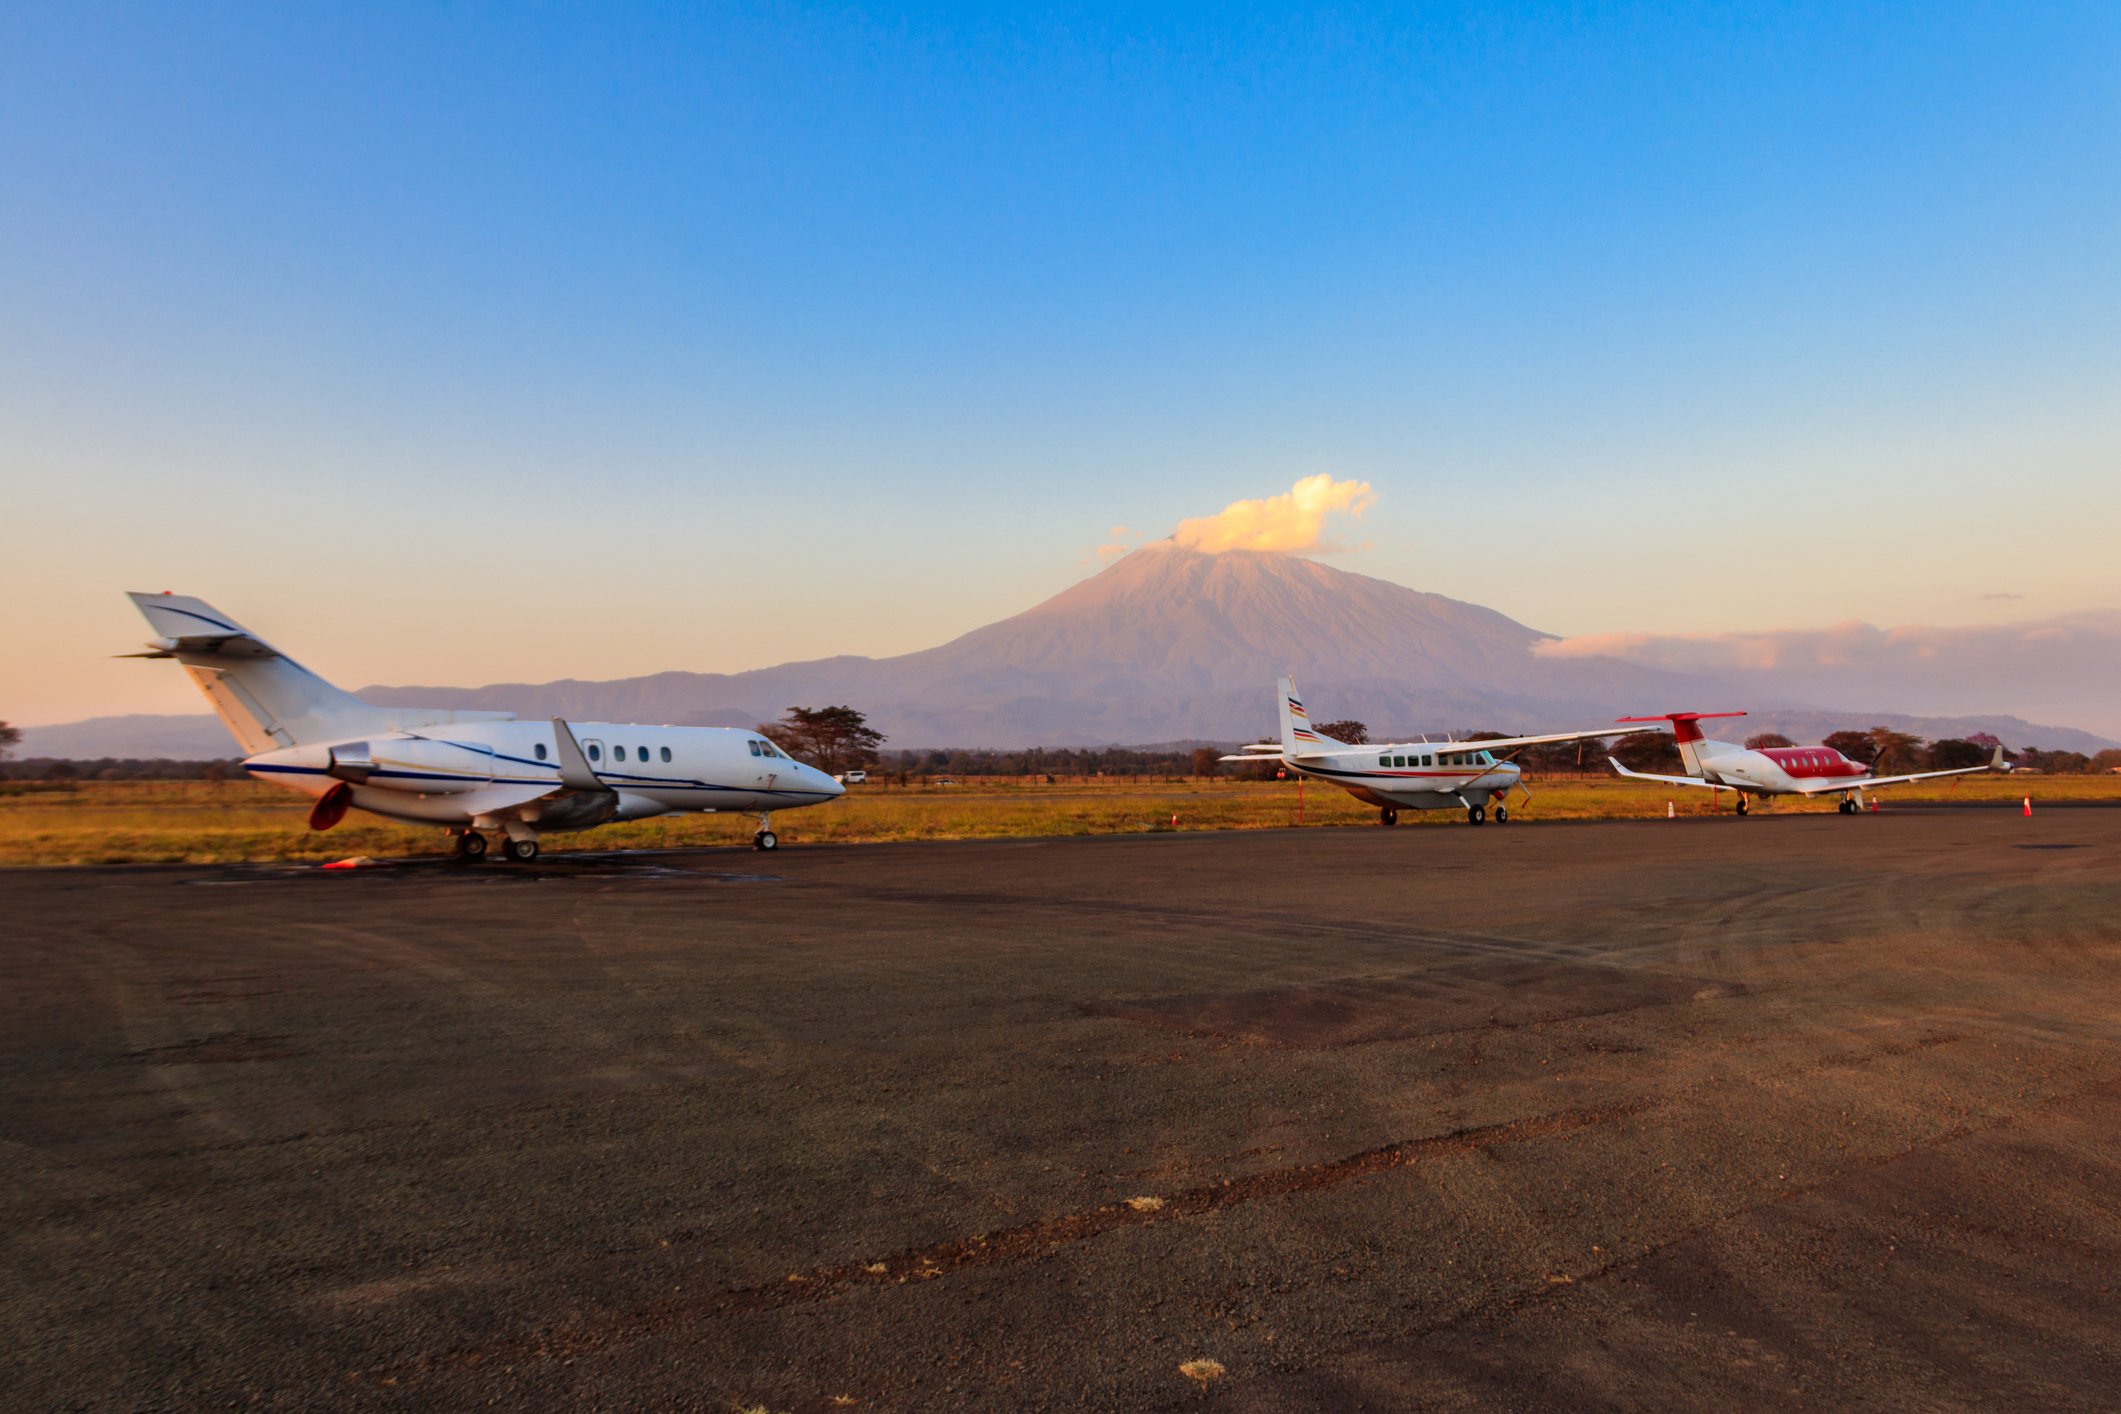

{"left": 1164, "top": 474, "right": 1377, "bottom": 555}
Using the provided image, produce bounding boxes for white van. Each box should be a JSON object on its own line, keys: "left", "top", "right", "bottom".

{"left": 840, "top": 770, "right": 868, "bottom": 784}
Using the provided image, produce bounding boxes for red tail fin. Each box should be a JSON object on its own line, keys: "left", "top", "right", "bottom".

{"left": 1616, "top": 711, "right": 1746, "bottom": 746}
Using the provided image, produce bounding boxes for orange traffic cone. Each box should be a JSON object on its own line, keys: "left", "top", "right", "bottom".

{"left": 2023, "top": 796, "right": 2032, "bottom": 817}
{"left": 1666, "top": 801, "right": 1675, "bottom": 819}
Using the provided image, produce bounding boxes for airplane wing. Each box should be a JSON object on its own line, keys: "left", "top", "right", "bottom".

{"left": 1783, "top": 745, "right": 2009, "bottom": 795}
{"left": 551, "top": 718, "right": 609, "bottom": 792}
{"left": 1472, "top": 725, "right": 1667, "bottom": 752}
{"left": 1608, "top": 758, "right": 1730, "bottom": 789}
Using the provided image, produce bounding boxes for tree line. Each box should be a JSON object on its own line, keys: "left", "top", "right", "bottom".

{"left": 3, "top": 709, "right": 2117, "bottom": 781}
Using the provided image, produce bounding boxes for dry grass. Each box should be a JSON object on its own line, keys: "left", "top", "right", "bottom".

{"left": 0, "top": 771, "right": 2109, "bottom": 867}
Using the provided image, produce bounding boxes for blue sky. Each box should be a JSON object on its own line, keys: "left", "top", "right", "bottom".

{"left": 5, "top": 3, "right": 2118, "bottom": 726}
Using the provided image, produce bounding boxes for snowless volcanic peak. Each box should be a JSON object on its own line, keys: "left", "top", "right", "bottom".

{"left": 353, "top": 544, "right": 1734, "bottom": 747}
{"left": 921, "top": 546, "right": 1548, "bottom": 691}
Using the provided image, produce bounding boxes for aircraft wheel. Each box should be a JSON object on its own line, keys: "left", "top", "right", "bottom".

{"left": 1735, "top": 796, "right": 1749, "bottom": 816}
{"left": 754, "top": 830, "right": 779, "bottom": 851}
{"left": 502, "top": 836, "right": 539, "bottom": 863}
{"left": 1380, "top": 807, "right": 1398, "bottom": 827}
{"left": 1467, "top": 805, "right": 1486, "bottom": 826}
{"left": 1839, "top": 798, "right": 1856, "bottom": 815}
{"left": 455, "top": 832, "right": 488, "bottom": 860}
{"left": 1493, "top": 805, "right": 1509, "bottom": 824}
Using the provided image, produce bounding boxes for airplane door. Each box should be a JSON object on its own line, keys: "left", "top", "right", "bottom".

{"left": 580, "top": 738, "right": 608, "bottom": 777}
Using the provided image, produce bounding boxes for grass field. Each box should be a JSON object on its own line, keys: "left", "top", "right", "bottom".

{"left": 1, "top": 771, "right": 2108, "bottom": 866}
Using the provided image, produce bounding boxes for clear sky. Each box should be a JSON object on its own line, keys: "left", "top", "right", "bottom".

{"left": 5, "top": 3, "right": 2118, "bottom": 728}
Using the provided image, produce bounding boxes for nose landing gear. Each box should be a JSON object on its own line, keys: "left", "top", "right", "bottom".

{"left": 754, "top": 813, "right": 779, "bottom": 851}
{"left": 1735, "top": 796, "right": 1750, "bottom": 816}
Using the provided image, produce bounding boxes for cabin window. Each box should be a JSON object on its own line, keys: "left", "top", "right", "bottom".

{"left": 660, "top": 746, "right": 672, "bottom": 763}
{"left": 587, "top": 744, "right": 601, "bottom": 761}
{"left": 534, "top": 743, "right": 548, "bottom": 761}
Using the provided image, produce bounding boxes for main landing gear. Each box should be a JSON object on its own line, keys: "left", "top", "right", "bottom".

{"left": 1466, "top": 804, "right": 1487, "bottom": 826}
{"left": 453, "top": 829, "right": 540, "bottom": 862}
{"left": 1379, "top": 807, "right": 1399, "bottom": 827}
{"left": 753, "top": 813, "right": 779, "bottom": 851}
{"left": 1838, "top": 797, "right": 1858, "bottom": 815}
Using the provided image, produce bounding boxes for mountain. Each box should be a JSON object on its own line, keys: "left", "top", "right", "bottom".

{"left": 18, "top": 714, "right": 243, "bottom": 760}
{"left": 339, "top": 547, "right": 1731, "bottom": 746}
{"left": 29, "top": 548, "right": 2118, "bottom": 755}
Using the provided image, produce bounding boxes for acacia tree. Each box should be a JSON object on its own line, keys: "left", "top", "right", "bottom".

{"left": 1823, "top": 730, "right": 1876, "bottom": 764}
{"left": 759, "top": 706, "right": 885, "bottom": 776}
{"left": 1926, "top": 738, "right": 1990, "bottom": 770}
{"left": 1190, "top": 747, "right": 1222, "bottom": 778}
{"left": 1314, "top": 720, "right": 1368, "bottom": 744}
{"left": 1744, "top": 732, "right": 1795, "bottom": 750}
{"left": 0, "top": 721, "right": 19, "bottom": 761}
{"left": 1866, "top": 727, "right": 1926, "bottom": 774}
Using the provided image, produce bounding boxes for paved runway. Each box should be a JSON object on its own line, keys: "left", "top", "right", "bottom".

{"left": 5, "top": 810, "right": 2119, "bottom": 1410}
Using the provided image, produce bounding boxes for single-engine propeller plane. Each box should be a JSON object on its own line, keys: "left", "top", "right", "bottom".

{"left": 1607, "top": 711, "right": 2007, "bottom": 814}
{"left": 1224, "top": 676, "right": 1656, "bottom": 826}
{"left": 124, "top": 593, "right": 842, "bottom": 860}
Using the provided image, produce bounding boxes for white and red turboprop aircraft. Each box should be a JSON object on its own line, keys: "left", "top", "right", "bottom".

{"left": 124, "top": 592, "right": 843, "bottom": 860}
{"left": 1607, "top": 711, "right": 2007, "bottom": 815}
{"left": 1225, "top": 676, "right": 1654, "bottom": 826}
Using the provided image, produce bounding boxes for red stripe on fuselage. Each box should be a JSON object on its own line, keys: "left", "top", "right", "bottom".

{"left": 1759, "top": 747, "right": 1865, "bottom": 780}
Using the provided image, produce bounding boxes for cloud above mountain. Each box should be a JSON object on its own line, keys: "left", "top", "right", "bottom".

{"left": 1534, "top": 611, "right": 2121, "bottom": 737}
{"left": 1103, "top": 475, "right": 1375, "bottom": 559}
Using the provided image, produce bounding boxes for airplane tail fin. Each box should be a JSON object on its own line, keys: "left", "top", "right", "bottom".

{"left": 126, "top": 593, "right": 513, "bottom": 754}
{"left": 1614, "top": 711, "right": 1746, "bottom": 776}
{"left": 1278, "top": 675, "right": 1348, "bottom": 754}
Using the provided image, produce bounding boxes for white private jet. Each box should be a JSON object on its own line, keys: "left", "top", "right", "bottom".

{"left": 124, "top": 592, "right": 843, "bottom": 860}
{"left": 1607, "top": 711, "right": 2007, "bottom": 815}
{"left": 1223, "top": 676, "right": 1656, "bottom": 826}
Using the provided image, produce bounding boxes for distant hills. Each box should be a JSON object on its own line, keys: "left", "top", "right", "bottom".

{"left": 26, "top": 547, "right": 2117, "bottom": 757}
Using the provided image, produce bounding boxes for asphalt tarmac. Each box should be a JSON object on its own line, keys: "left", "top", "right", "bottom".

{"left": 5, "top": 808, "right": 2119, "bottom": 1410}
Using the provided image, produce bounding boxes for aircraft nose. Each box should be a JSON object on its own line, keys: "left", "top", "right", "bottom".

{"left": 821, "top": 769, "right": 846, "bottom": 798}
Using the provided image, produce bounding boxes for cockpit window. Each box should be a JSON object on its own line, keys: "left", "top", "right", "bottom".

{"left": 748, "top": 740, "right": 762, "bottom": 757}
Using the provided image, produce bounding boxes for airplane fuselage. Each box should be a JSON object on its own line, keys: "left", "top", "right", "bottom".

{"left": 245, "top": 719, "right": 842, "bottom": 828}
{"left": 1690, "top": 741, "right": 1869, "bottom": 795}
{"left": 1284, "top": 744, "right": 1519, "bottom": 810}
